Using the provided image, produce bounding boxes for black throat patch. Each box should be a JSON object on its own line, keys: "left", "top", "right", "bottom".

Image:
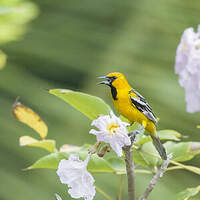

{"left": 110, "top": 85, "right": 117, "bottom": 100}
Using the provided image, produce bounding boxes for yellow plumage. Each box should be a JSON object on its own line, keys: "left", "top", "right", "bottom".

{"left": 111, "top": 86, "right": 156, "bottom": 135}
{"left": 98, "top": 72, "right": 167, "bottom": 160}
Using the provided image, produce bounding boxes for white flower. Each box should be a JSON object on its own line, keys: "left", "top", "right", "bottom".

{"left": 175, "top": 25, "right": 200, "bottom": 113}
{"left": 56, "top": 154, "right": 95, "bottom": 200}
{"left": 89, "top": 111, "right": 131, "bottom": 157}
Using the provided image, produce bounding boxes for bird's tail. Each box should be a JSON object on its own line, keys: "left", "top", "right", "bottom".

{"left": 151, "top": 135, "right": 167, "bottom": 160}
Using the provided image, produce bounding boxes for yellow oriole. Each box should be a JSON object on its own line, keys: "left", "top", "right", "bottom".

{"left": 98, "top": 72, "right": 167, "bottom": 160}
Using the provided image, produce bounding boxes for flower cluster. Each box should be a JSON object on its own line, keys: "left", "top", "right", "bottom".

{"left": 56, "top": 111, "right": 131, "bottom": 200}
{"left": 175, "top": 25, "right": 200, "bottom": 113}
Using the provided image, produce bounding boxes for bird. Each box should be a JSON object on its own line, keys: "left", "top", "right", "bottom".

{"left": 98, "top": 72, "right": 167, "bottom": 160}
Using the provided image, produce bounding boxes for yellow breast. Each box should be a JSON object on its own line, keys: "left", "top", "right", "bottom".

{"left": 111, "top": 90, "right": 156, "bottom": 134}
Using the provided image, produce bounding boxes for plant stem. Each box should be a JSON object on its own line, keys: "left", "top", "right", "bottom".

{"left": 123, "top": 141, "right": 136, "bottom": 200}
{"left": 138, "top": 153, "right": 172, "bottom": 200}
{"left": 117, "top": 175, "right": 124, "bottom": 200}
{"left": 95, "top": 185, "right": 112, "bottom": 200}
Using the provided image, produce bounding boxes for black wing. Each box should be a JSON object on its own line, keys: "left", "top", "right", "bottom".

{"left": 129, "top": 89, "right": 157, "bottom": 124}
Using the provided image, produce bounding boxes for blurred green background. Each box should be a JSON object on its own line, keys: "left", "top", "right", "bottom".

{"left": 0, "top": 0, "right": 200, "bottom": 199}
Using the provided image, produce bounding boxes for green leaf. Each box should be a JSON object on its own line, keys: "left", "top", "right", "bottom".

{"left": 87, "top": 154, "right": 116, "bottom": 173}
{"left": 132, "top": 142, "right": 161, "bottom": 169}
{"left": 136, "top": 129, "right": 181, "bottom": 145}
{"left": 19, "top": 136, "right": 56, "bottom": 152}
{"left": 27, "top": 145, "right": 116, "bottom": 173}
{"left": 134, "top": 141, "right": 200, "bottom": 168}
{"left": 165, "top": 141, "right": 199, "bottom": 162}
{"left": 140, "top": 142, "right": 160, "bottom": 167}
{"left": 0, "top": 50, "right": 7, "bottom": 69}
{"left": 28, "top": 151, "right": 65, "bottom": 169}
{"left": 106, "top": 157, "right": 126, "bottom": 173}
{"left": 173, "top": 185, "right": 200, "bottom": 200}
{"left": 132, "top": 141, "right": 200, "bottom": 174}
{"left": 27, "top": 144, "right": 156, "bottom": 174}
{"left": 27, "top": 142, "right": 163, "bottom": 174}
{"left": 132, "top": 147, "right": 150, "bottom": 167}
{"left": 49, "top": 89, "right": 111, "bottom": 120}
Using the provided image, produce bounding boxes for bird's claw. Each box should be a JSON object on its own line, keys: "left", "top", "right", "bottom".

{"left": 128, "top": 130, "right": 140, "bottom": 138}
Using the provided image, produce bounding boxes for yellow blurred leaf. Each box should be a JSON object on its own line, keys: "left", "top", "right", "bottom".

{"left": 20, "top": 136, "right": 55, "bottom": 152}
{"left": 20, "top": 135, "right": 38, "bottom": 145}
{"left": 0, "top": 50, "right": 7, "bottom": 69}
{"left": 12, "top": 101, "right": 48, "bottom": 138}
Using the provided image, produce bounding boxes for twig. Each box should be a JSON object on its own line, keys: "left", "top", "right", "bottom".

{"left": 123, "top": 136, "right": 136, "bottom": 200}
{"left": 95, "top": 185, "right": 112, "bottom": 200}
{"left": 117, "top": 175, "right": 124, "bottom": 200}
{"left": 138, "top": 153, "right": 173, "bottom": 200}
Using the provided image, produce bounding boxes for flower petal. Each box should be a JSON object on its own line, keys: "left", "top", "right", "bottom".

{"left": 175, "top": 25, "right": 200, "bottom": 113}
{"left": 90, "top": 111, "right": 131, "bottom": 157}
{"left": 56, "top": 154, "right": 95, "bottom": 200}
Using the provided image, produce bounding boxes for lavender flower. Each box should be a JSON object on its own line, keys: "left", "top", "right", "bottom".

{"left": 175, "top": 25, "right": 200, "bottom": 113}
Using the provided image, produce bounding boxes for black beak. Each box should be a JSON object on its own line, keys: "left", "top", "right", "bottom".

{"left": 97, "top": 76, "right": 111, "bottom": 86}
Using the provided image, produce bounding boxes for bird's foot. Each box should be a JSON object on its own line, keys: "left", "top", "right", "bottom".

{"left": 128, "top": 130, "right": 140, "bottom": 139}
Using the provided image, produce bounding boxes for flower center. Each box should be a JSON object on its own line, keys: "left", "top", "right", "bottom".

{"left": 182, "top": 41, "right": 187, "bottom": 53}
{"left": 195, "top": 40, "right": 200, "bottom": 49}
{"left": 107, "top": 124, "right": 119, "bottom": 136}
